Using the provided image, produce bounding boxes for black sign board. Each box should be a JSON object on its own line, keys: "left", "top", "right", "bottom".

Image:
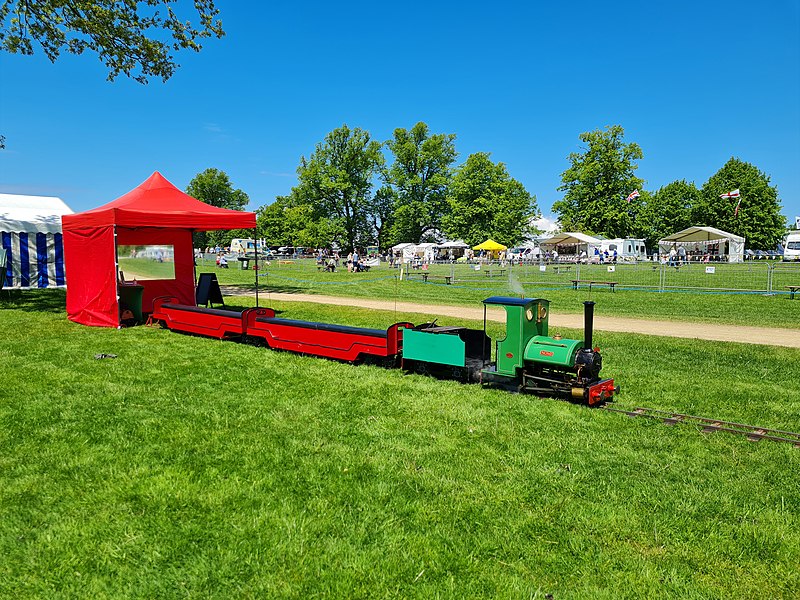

{"left": 196, "top": 272, "right": 224, "bottom": 307}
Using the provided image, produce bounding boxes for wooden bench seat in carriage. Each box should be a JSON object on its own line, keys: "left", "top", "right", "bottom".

{"left": 243, "top": 311, "right": 415, "bottom": 362}
{"left": 150, "top": 296, "right": 275, "bottom": 339}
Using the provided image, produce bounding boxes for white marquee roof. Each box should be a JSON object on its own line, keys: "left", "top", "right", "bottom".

{"left": 540, "top": 231, "right": 602, "bottom": 246}
{"left": 0, "top": 193, "right": 74, "bottom": 234}
{"left": 659, "top": 226, "right": 744, "bottom": 244}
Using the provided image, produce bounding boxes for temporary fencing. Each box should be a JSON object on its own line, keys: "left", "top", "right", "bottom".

{"left": 411, "top": 260, "right": 800, "bottom": 295}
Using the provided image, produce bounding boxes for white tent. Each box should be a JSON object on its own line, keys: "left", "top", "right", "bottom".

{"left": 391, "top": 242, "right": 417, "bottom": 263}
{"left": 658, "top": 226, "right": 745, "bottom": 263}
{"left": 539, "top": 232, "right": 602, "bottom": 256}
{"left": 0, "top": 193, "right": 74, "bottom": 288}
{"left": 435, "top": 240, "right": 469, "bottom": 249}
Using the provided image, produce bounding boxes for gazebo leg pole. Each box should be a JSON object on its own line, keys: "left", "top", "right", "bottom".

{"left": 254, "top": 228, "right": 259, "bottom": 308}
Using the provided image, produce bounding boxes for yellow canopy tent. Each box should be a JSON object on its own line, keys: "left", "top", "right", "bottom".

{"left": 472, "top": 239, "right": 507, "bottom": 251}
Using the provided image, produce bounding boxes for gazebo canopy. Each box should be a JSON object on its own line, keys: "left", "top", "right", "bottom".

{"left": 473, "top": 239, "right": 507, "bottom": 251}
{"left": 62, "top": 171, "right": 255, "bottom": 231}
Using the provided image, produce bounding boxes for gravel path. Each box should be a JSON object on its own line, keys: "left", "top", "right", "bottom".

{"left": 229, "top": 289, "right": 800, "bottom": 349}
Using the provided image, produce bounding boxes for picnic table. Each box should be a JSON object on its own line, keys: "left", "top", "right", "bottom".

{"left": 786, "top": 285, "right": 800, "bottom": 300}
{"left": 484, "top": 269, "right": 506, "bottom": 277}
{"left": 421, "top": 273, "right": 453, "bottom": 285}
{"left": 571, "top": 279, "right": 618, "bottom": 292}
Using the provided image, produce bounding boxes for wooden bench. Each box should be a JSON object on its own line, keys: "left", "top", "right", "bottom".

{"left": 786, "top": 285, "right": 800, "bottom": 300}
{"left": 421, "top": 273, "right": 453, "bottom": 285}
{"left": 571, "top": 279, "right": 618, "bottom": 292}
{"left": 484, "top": 269, "right": 506, "bottom": 277}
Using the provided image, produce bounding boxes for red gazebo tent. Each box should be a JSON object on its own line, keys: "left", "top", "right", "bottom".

{"left": 62, "top": 172, "right": 256, "bottom": 327}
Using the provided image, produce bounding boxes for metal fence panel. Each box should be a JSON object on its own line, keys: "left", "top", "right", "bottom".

{"left": 411, "top": 259, "right": 796, "bottom": 295}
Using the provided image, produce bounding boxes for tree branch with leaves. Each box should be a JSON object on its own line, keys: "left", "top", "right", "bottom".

{"left": 0, "top": 0, "right": 224, "bottom": 84}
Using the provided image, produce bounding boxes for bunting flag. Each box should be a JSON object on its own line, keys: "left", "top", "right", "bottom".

{"left": 626, "top": 189, "right": 640, "bottom": 203}
{"left": 719, "top": 189, "right": 740, "bottom": 199}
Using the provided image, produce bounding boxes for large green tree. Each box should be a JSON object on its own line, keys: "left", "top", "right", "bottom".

{"left": 443, "top": 152, "right": 538, "bottom": 247}
{"left": 186, "top": 168, "right": 250, "bottom": 248}
{"left": 695, "top": 157, "right": 785, "bottom": 250}
{"left": 257, "top": 195, "right": 344, "bottom": 249}
{"left": 384, "top": 122, "right": 457, "bottom": 244}
{"left": 0, "top": 0, "right": 224, "bottom": 84}
{"left": 366, "top": 186, "right": 396, "bottom": 251}
{"left": 553, "top": 125, "right": 644, "bottom": 238}
{"left": 292, "top": 124, "right": 384, "bottom": 252}
{"left": 636, "top": 180, "right": 698, "bottom": 250}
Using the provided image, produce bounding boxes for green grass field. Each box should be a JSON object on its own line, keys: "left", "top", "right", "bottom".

{"left": 203, "top": 258, "right": 800, "bottom": 329}
{"left": 2, "top": 290, "right": 799, "bottom": 598}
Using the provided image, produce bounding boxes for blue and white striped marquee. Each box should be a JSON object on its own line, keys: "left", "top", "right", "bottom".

{"left": 0, "top": 193, "right": 73, "bottom": 289}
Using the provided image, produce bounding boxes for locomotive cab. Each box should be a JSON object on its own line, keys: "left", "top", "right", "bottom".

{"left": 480, "top": 296, "right": 550, "bottom": 380}
{"left": 480, "top": 296, "right": 617, "bottom": 405}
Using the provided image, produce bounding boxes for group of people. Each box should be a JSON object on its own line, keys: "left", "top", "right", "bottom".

{"left": 346, "top": 251, "right": 368, "bottom": 272}
{"left": 662, "top": 244, "right": 717, "bottom": 266}
{"left": 316, "top": 249, "right": 340, "bottom": 272}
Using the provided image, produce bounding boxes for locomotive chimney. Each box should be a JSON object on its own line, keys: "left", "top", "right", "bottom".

{"left": 583, "top": 301, "right": 595, "bottom": 349}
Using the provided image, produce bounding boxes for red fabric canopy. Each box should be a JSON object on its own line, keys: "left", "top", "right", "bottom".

{"left": 62, "top": 172, "right": 255, "bottom": 327}
{"left": 62, "top": 171, "right": 256, "bottom": 231}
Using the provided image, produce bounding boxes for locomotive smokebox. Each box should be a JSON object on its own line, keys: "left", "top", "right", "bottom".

{"left": 583, "top": 301, "right": 595, "bottom": 349}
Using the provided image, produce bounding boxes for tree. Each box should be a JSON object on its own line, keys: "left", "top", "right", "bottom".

{"left": 442, "top": 152, "right": 539, "bottom": 247}
{"left": 553, "top": 125, "right": 644, "bottom": 238}
{"left": 366, "top": 186, "right": 396, "bottom": 251}
{"left": 0, "top": 0, "right": 224, "bottom": 84}
{"left": 186, "top": 168, "right": 250, "bottom": 248}
{"left": 384, "top": 122, "right": 457, "bottom": 244}
{"left": 257, "top": 195, "right": 344, "bottom": 249}
{"left": 636, "top": 180, "right": 698, "bottom": 251}
{"left": 292, "top": 124, "right": 384, "bottom": 251}
{"left": 695, "top": 158, "right": 785, "bottom": 250}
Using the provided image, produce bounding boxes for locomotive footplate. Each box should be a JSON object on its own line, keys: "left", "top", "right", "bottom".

{"left": 480, "top": 366, "right": 523, "bottom": 391}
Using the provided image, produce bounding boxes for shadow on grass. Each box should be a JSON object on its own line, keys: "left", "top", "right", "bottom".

{"left": 0, "top": 288, "right": 66, "bottom": 313}
{"left": 222, "top": 283, "right": 311, "bottom": 295}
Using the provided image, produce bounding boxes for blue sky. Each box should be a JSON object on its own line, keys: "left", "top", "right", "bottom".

{"left": 1, "top": 0, "right": 799, "bottom": 225}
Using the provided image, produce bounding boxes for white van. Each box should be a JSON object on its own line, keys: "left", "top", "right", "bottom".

{"left": 230, "top": 238, "right": 266, "bottom": 254}
{"left": 784, "top": 233, "right": 800, "bottom": 261}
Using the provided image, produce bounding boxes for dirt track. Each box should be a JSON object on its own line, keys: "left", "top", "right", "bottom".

{"left": 235, "top": 290, "right": 800, "bottom": 349}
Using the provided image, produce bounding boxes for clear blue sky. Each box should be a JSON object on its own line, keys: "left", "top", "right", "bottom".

{"left": 2, "top": 0, "right": 799, "bottom": 225}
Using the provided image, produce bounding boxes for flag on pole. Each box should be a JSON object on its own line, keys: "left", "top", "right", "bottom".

{"left": 719, "top": 189, "right": 740, "bottom": 199}
{"left": 626, "top": 189, "right": 640, "bottom": 203}
{"left": 734, "top": 198, "right": 742, "bottom": 217}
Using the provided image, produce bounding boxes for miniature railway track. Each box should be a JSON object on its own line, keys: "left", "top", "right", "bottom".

{"left": 601, "top": 406, "right": 800, "bottom": 447}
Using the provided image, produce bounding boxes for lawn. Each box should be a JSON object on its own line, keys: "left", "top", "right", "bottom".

{"left": 203, "top": 258, "right": 800, "bottom": 329}
{"left": 1, "top": 290, "right": 799, "bottom": 598}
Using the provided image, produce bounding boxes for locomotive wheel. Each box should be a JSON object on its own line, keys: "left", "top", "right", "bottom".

{"left": 413, "top": 361, "right": 429, "bottom": 375}
{"left": 451, "top": 366, "right": 466, "bottom": 382}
